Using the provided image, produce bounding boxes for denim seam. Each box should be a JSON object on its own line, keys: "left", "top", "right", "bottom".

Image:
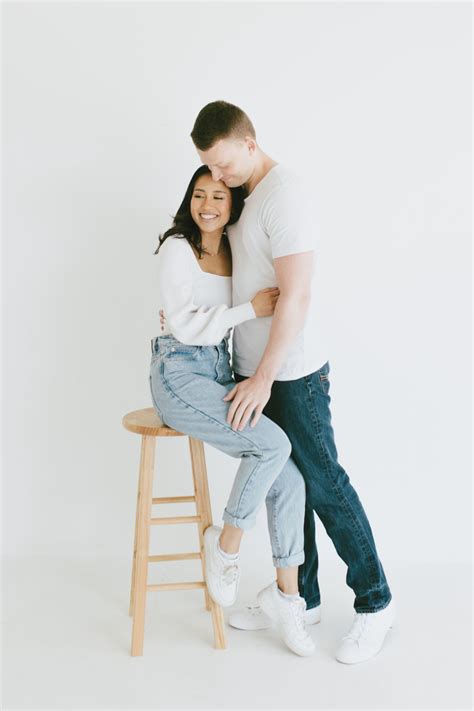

{"left": 159, "top": 360, "right": 265, "bottom": 452}
{"left": 266, "top": 492, "right": 282, "bottom": 560}
{"left": 303, "top": 374, "right": 380, "bottom": 584}
{"left": 231, "top": 456, "right": 264, "bottom": 521}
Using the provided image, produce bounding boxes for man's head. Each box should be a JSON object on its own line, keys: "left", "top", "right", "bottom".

{"left": 191, "top": 100, "right": 258, "bottom": 188}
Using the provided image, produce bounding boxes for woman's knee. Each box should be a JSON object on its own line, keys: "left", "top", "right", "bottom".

{"left": 249, "top": 417, "right": 291, "bottom": 462}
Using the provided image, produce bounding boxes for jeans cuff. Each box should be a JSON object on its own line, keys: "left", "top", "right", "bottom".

{"left": 222, "top": 508, "right": 256, "bottom": 531}
{"left": 355, "top": 591, "right": 393, "bottom": 613}
{"left": 305, "top": 597, "right": 321, "bottom": 610}
{"left": 272, "top": 549, "right": 305, "bottom": 568}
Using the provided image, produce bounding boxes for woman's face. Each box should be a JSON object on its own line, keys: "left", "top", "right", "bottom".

{"left": 190, "top": 173, "right": 232, "bottom": 235}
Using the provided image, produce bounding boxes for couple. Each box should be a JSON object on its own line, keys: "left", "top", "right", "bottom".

{"left": 149, "top": 100, "right": 395, "bottom": 661}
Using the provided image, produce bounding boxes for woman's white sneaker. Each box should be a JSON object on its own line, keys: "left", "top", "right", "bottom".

{"left": 228, "top": 602, "right": 321, "bottom": 630}
{"left": 203, "top": 525, "right": 241, "bottom": 607}
{"left": 257, "top": 581, "right": 316, "bottom": 657}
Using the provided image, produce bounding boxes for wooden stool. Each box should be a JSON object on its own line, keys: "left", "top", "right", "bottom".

{"left": 122, "top": 407, "right": 226, "bottom": 656}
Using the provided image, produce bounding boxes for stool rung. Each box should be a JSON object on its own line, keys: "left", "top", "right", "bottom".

{"left": 151, "top": 515, "right": 201, "bottom": 526}
{"left": 152, "top": 496, "right": 196, "bottom": 504}
{"left": 147, "top": 581, "right": 206, "bottom": 592}
{"left": 148, "top": 552, "right": 201, "bottom": 562}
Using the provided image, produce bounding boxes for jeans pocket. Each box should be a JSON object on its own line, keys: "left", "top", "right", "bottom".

{"left": 318, "top": 362, "right": 330, "bottom": 395}
{"left": 163, "top": 345, "right": 202, "bottom": 362}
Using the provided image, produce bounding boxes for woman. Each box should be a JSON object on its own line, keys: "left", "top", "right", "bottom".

{"left": 149, "top": 165, "right": 314, "bottom": 656}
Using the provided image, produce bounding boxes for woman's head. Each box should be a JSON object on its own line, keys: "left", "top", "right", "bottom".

{"left": 155, "top": 165, "right": 246, "bottom": 257}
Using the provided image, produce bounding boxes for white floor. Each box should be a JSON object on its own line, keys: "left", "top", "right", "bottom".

{"left": 2, "top": 557, "right": 472, "bottom": 710}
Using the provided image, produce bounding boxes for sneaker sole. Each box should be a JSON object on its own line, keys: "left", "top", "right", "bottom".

{"left": 228, "top": 617, "right": 273, "bottom": 631}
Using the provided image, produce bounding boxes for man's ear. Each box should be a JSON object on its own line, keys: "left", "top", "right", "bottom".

{"left": 244, "top": 136, "right": 256, "bottom": 154}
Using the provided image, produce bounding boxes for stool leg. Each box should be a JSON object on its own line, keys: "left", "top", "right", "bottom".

{"left": 131, "top": 434, "right": 156, "bottom": 657}
{"left": 188, "top": 438, "right": 227, "bottom": 650}
{"left": 188, "top": 438, "right": 211, "bottom": 612}
{"left": 129, "top": 469, "right": 142, "bottom": 617}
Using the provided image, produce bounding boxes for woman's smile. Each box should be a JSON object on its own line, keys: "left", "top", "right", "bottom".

{"left": 199, "top": 213, "right": 219, "bottom": 220}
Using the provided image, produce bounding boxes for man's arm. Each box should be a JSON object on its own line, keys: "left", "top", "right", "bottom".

{"left": 224, "top": 250, "right": 313, "bottom": 430}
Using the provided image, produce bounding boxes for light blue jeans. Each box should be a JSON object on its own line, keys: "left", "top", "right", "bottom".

{"left": 149, "top": 334, "right": 305, "bottom": 568}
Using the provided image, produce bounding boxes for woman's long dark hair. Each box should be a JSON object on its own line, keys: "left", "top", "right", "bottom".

{"left": 154, "top": 165, "right": 246, "bottom": 258}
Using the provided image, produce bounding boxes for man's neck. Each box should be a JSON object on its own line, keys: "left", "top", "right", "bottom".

{"left": 245, "top": 153, "right": 278, "bottom": 196}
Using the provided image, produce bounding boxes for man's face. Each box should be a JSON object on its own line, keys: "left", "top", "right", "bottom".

{"left": 196, "top": 137, "right": 254, "bottom": 188}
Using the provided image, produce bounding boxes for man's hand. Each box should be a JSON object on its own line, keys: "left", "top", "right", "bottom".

{"left": 223, "top": 374, "right": 272, "bottom": 431}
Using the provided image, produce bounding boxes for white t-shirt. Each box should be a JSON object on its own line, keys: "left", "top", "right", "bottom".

{"left": 154, "top": 235, "right": 256, "bottom": 346}
{"left": 227, "top": 164, "right": 328, "bottom": 381}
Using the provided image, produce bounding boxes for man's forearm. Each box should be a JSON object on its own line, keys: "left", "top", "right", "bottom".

{"left": 254, "top": 294, "right": 310, "bottom": 384}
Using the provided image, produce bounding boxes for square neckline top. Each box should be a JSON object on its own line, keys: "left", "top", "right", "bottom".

{"left": 183, "top": 236, "right": 232, "bottom": 279}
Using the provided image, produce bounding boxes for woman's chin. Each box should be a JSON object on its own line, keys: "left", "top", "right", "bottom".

{"left": 198, "top": 221, "right": 226, "bottom": 233}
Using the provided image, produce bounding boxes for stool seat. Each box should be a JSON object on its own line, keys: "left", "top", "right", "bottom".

{"left": 122, "top": 407, "right": 183, "bottom": 437}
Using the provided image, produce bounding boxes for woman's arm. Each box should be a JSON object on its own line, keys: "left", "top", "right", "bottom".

{"left": 156, "top": 238, "right": 256, "bottom": 346}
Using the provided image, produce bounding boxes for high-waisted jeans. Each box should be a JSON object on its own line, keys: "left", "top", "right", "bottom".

{"left": 235, "top": 362, "right": 393, "bottom": 613}
{"left": 148, "top": 334, "right": 305, "bottom": 568}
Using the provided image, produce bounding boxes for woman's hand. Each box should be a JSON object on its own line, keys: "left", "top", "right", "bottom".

{"left": 251, "top": 287, "right": 280, "bottom": 318}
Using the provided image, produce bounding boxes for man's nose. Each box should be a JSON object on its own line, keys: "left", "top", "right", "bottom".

{"left": 211, "top": 169, "right": 222, "bottom": 181}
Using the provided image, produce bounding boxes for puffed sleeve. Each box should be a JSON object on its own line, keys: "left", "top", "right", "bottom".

{"left": 156, "top": 237, "right": 256, "bottom": 346}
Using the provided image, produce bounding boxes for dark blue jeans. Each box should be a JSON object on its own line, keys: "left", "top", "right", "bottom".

{"left": 234, "top": 361, "right": 392, "bottom": 613}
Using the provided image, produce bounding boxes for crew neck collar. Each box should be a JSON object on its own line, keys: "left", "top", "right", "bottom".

{"left": 244, "top": 163, "right": 280, "bottom": 201}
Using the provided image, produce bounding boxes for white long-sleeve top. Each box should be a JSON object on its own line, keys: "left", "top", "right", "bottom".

{"left": 154, "top": 235, "right": 256, "bottom": 346}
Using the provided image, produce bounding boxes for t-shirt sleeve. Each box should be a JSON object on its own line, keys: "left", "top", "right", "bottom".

{"left": 156, "top": 238, "right": 256, "bottom": 346}
{"left": 260, "top": 179, "right": 317, "bottom": 259}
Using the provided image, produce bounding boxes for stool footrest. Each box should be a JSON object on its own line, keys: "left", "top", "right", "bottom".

{"left": 149, "top": 552, "right": 202, "bottom": 562}
{"left": 147, "top": 581, "right": 206, "bottom": 592}
{"left": 152, "top": 496, "right": 196, "bottom": 504}
{"left": 151, "top": 515, "right": 201, "bottom": 525}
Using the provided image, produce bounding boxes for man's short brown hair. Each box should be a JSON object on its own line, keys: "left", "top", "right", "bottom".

{"left": 190, "top": 100, "right": 256, "bottom": 151}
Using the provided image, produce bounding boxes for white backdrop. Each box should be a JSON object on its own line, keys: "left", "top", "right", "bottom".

{"left": 3, "top": 1, "right": 471, "bottom": 582}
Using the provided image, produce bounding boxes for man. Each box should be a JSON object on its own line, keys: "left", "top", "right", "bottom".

{"left": 172, "top": 100, "right": 395, "bottom": 663}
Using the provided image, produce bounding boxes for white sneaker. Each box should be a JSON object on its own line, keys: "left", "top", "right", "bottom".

{"left": 257, "top": 581, "right": 316, "bottom": 657}
{"left": 229, "top": 602, "right": 321, "bottom": 631}
{"left": 203, "top": 525, "right": 241, "bottom": 607}
{"left": 335, "top": 598, "right": 396, "bottom": 664}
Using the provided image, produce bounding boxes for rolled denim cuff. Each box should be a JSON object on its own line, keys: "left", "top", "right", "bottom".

{"left": 222, "top": 508, "right": 256, "bottom": 531}
{"left": 272, "top": 549, "right": 305, "bottom": 568}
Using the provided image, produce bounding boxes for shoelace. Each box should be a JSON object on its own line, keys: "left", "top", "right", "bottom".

{"left": 292, "top": 599, "right": 307, "bottom": 633}
{"left": 343, "top": 613, "right": 372, "bottom": 643}
{"left": 221, "top": 564, "right": 239, "bottom": 586}
{"left": 280, "top": 598, "right": 307, "bottom": 634}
